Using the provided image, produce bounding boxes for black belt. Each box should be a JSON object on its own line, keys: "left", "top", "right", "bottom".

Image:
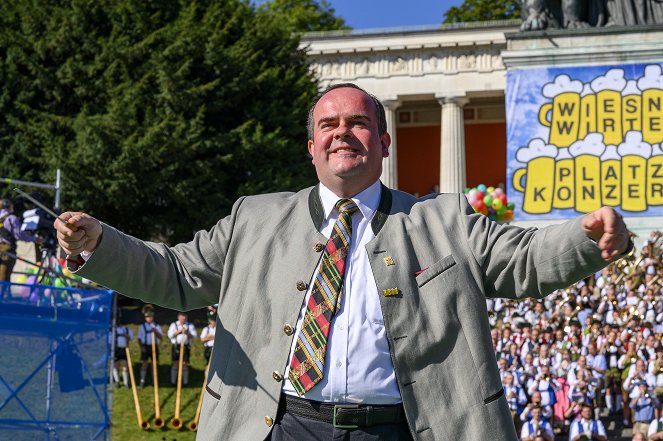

{"left": 281, "top": 394, "right": 407, "bottom": 429}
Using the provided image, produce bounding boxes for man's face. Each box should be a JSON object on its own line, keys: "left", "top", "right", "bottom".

{"left": 532, "top": 408, "right": 542, "bottom": 420}
{"left": 581, "top": 406, "right": 592, "bottom": 420}
{"left": 145, "top": 316, "right": 153, "bottom": 323}
{"left": 178, "top": 314, "right": 186, "bottom": 324}
{"left": 308, "top": 87, "right": 390, "bottom": 196}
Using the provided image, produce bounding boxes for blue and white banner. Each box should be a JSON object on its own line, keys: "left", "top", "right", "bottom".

{"left": 506, "top": 62, "right": 663, "bottom": 220}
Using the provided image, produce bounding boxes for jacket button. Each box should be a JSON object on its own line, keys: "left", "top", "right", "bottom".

{"left": 296, "top": 281, "right": 307, "bottom": 291}
{"left": 272, "top": 370, "right": 283, "bottom": 382}
{"left": 314, "top": 242, "right": 324, "bottom": 252}
{"left": 283, "top": 324, "right": 294, "bottom": 336}
{"left": 265, "top": 416, "right": 273, "bottom": 427}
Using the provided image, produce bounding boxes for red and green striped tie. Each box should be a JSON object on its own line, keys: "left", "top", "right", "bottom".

{"left": 288, "top": 198, "right": 359, "bottom": 395}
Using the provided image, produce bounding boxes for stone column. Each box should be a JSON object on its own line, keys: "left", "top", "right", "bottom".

{"left": 437, "top": 95, "right": 469, "bottom": 193}
{"left": 380, "top": 98, "right": 401, "bottom": 189}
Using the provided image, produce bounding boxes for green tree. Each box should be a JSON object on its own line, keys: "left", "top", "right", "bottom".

{"left": 0, "top": 0, "right": 327, "bottom": 243}
{"left": 260, "top": 0, "right": 349, "bottom": 33}
{"left": 443, "top": 0, "right": 521, "bottom": 23}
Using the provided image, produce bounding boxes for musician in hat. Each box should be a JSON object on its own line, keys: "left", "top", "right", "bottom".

{"left": 137, "top": 304, "right": 163, "bottom": 388}
{"left": 167, "top": 311, "right": 197, "bottom": 386}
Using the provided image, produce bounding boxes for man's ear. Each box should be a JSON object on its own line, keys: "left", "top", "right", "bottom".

{"left": 380, "top": 132, "right": 391, "bottom": 158}
{"left": 307, "top": 140, "right": 315, "bottom": 163}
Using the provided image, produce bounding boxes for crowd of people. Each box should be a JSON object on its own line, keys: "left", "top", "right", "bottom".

{"left": 491, "top": 231, "right": 663, "bottom": 441}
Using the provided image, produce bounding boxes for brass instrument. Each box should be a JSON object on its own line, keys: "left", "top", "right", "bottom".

{"left": 189, "top": 349, "right": 212, "bottom": 431}
{"left": 125, "top": 347, "right": 150, "bottom": 430}
{"left": 151, "top": 333, "right": 164, "bottom": 428}
{"left": 170, "top": 333, "right": 186, "bottom": 429}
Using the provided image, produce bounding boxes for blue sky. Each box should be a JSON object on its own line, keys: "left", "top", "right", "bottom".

{"left": 322, "top": 0, "right": 465, "bottom": 29}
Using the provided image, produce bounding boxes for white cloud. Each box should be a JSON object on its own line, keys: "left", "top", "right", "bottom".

{"left": 601, "top": 145, "right": 621, "bottom": 161}
{"left": 556, "top": 148, "right": 573, "bottom": 160}
{"left": 591, "top": 68, "right": 627, "bottom": 92}
{"left": 542, "top": 74, "right": 583, "bottom": 98}
{"left": 637, "top": 64, "right": 663, "bottom": 90}
{"left": 622, "top": 80, "right": 641, "bottom": 96}
{"left": 617, "top": 131, "right": 653, "bottom": 158}
{"left": 569, "top": 133, "right": 606, "bottom": 157}
{"left": 516, "top": 138, "right": 558, "bottom": 162}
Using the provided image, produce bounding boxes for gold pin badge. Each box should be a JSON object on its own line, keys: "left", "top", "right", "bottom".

{"left": 384, "top": 256, "right": 395, "bottom": 266}
{"left": 383, "top": 288, "right": 399, "bottom": 297}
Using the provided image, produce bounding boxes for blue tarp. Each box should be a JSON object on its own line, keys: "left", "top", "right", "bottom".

{"left": 0, "top": 282, "right": 113, "bottom": 440}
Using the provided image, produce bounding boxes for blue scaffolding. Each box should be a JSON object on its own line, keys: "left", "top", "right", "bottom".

{"left": 0, "top": 281, "right": 113, "bottom": 440}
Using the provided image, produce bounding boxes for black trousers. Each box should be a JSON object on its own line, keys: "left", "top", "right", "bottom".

{"left": 268, "top": 407, "right": 414, "bottom": 441}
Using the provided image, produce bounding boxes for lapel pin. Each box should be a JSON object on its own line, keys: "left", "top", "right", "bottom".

{"left": 384, "top": 256, "right": 395, "bottom": 266}
{"left": 383, "top": 288, "right": 399, "bottom": 297}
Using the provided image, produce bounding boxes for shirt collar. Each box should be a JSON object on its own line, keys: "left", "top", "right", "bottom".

{"left": 319, "top": 180, "right": 381, "bottom": 222}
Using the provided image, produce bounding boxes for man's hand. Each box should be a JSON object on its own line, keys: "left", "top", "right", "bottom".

{"left": 54, "top": 212, "right": 102, "bottom": 256}
{"left": 581, "top": 207, "right": 630, "bottom": 261}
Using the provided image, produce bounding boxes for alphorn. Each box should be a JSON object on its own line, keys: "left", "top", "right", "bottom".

{"left": 151, "top": 334, "right": 165, "bottom": 428}
{"left": 125, "top": 347, "right": 150, "bottom": 430}
{"left": 170, "top": 334, "right": 186, "bottom": 429}
{"left": 189, "top": 349, "right": 212, "bottom": 431}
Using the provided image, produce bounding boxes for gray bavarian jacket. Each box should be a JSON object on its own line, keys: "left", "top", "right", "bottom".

{"left": 76, "top": 184, "right": 612, "bottom": 441}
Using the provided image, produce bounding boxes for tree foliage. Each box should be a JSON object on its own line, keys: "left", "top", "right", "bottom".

{"left": 443, "top": 0, "right": 521, "bottom": 23}
{"left": 0, "top": 0, "right": 346, "bottom": 243}
{"left": 260, "top": 0, "right": 349, "bottom": 33}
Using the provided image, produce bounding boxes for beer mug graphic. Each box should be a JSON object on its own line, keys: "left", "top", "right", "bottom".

{"left": 596, "top": 89, "right": 623, "bottom": 146}
{"left": 618, "top": 134, "right": 651, "bottom": 212}
{"left": 553, "top": 148, "right": 575, "bottom": 209}
{"left": 621, "top": 81, "right": 642, "bottom": 136}
{"left": 539, "top": 92, "right": 581, "bottom": 148}
{"left": 601, "top": 145, "right": 622, "bottom": 207}
{"left": 647, "top": 148, "right": 663, "bottom": 206}
{"left": 574, "top": 154, "right": 602, "bottom": 213}
{"left": 579, "top": 90, "right": 597, "bottom": 141}
{"left": 512, "top": 157, "right": 556, "bottom": 214}
{"left": 642, "top": 88, "right": 663, "bottom": 145}
{"left": 621, "top": 155, "right": 647, "bottom": 211}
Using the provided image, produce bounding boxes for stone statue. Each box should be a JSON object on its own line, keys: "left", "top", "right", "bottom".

{"left": 521, "top": 0, "right": 662, "bottom": 30}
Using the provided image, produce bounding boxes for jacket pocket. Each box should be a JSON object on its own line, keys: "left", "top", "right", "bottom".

{"left": 416, "top": 254, "right": 456, "bottom": 288}
{"left": 483, "top": 388, "right": 504, "bottom": 405}
{"left": 205, "top": 385, "right": 221, "bottom": 400}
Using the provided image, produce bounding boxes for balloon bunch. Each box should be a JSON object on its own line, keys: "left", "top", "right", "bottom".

{"left": 464, "top": 184, "right": 514, "bottom": 222}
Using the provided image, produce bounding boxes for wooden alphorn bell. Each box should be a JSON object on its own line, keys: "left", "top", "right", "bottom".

{"left": 151, "top": 333, "right": 164, "bottom": 428}
{"left": 125, "top": 347, "right": 150, "bottom": 430}
{"left": 170, "top": 332, "right": 186, "bottom": 430}
{"left": 189, "top": 349, "right": 212, "bottom": 431}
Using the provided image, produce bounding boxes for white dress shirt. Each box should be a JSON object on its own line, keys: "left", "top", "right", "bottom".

{"left": 282, "top": 180, "right": 401, "bottom": 404}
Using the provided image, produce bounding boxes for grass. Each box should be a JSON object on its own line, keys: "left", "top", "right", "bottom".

{"left": 111, "top": 324, "right": 208, "bottom": 441}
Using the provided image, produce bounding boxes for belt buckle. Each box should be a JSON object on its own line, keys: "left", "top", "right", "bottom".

{"left": 333, "top": 404, "right": 360, "bottom": 429}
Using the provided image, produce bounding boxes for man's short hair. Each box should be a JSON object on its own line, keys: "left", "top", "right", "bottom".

{"left": 307, "top": 83, "right": 388, "bottom": 140}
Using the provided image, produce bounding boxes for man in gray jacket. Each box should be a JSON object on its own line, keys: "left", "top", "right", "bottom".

{"left": 55, "top": 83, "right": 630, "bottom": 441}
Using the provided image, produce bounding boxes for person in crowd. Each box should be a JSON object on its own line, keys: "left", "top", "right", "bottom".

{"left": 167, "top": 312, "right": 197, "bottom": 386}
{"left": 137, "top": 305, "right": 163, "bottom": 388}
{"left": 112, "top": 320, "right": 133, "bottom": 388}
{"left": 567, "top": 403, "right": 607, "bottom": 441}
{"left": 504, "top": 372, "right": 528, "bottom": 434}
{"left": 0, "top": 198, "right": 42, "bottom": 282}
{"left": 521, "top": 390, "right": 554, "bottom": 423}
{"left": 520, "top": 404, "right": 554, "bottom": 441}
{"left": 200, "top": 316, "right": 216, "bottom": 365}
{"left": 54, "top": 82, "right": 638, "bottom": 440}
{"left": 630, "top": 380, "right": 659, "bottom": 435}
